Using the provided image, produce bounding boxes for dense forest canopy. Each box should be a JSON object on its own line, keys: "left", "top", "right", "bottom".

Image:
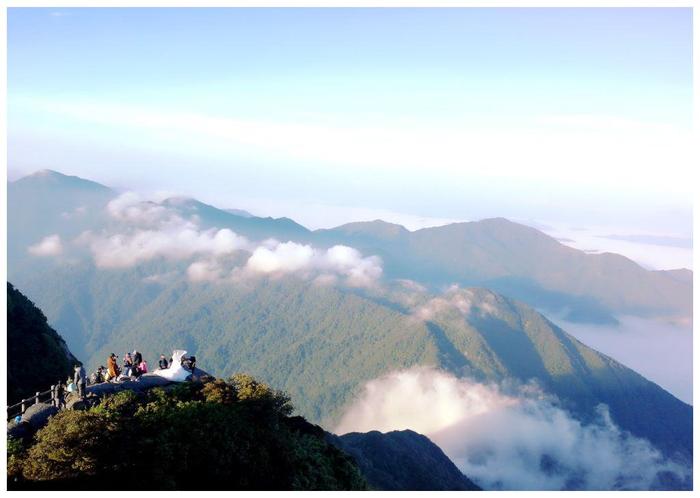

{"left": 7, "top": 282, "right": 78, "bottom": 404}
{"left": 8, "top": 374, "right": 368, "bottom": 490}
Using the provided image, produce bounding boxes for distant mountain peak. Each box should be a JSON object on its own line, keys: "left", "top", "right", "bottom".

{"left": 328, "top": 219, "right": 410, "bottom": 239}
{"left": 161, "top": 196, "right": 198, "bottom": 207}
{"left": 13, "top": 169, "right": 113, "bottom": 193}
{"left": 32, "top": 168, "right": 62, "bottom": 177}
{"left": 477, "top": 216, "right": 517, "bottom": 225}
{"left": 24, "top": 169, "right": 81, "bottom": 181}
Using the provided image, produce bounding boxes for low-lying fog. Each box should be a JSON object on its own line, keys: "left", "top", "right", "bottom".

{"left": 336, "top": 367, "right": 690, "bottom": 490}
{"left": 547, "top": 314, "right": 693, "bottom": 405}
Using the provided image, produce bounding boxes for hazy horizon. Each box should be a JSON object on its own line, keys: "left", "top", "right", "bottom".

{"left": 8, "top": 166, "right": 694, "bottom": 271}
{"left": 8, "top": 8, "right": 693, "bottom": 269}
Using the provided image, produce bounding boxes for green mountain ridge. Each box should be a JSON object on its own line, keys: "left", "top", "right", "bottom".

{"left": 6, "top": 287, "right": 479, "bottom": 491}
{"left": 318, "top": 217, "right": 691, "bottom": 322}
{"left": 9, "top": 266, "right": 692, "bottom": 465}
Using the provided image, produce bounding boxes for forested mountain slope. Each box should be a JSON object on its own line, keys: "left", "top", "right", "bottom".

{"left": 7, "top": 282, "right": 78, "bottom": 404}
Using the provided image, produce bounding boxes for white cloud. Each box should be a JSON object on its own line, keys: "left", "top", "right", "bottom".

{"left": 28, "top": 234, "right": 63, "bottom": 256}
{"left": 323, "top": 245, "right": 383, "bottom": 288}
{"left": 548, "top": 314, "right": 693, "bottom": 404}
{"left": 412, "top": 287, "right": 475, "bottom": 321}
{"left": 76, "top": 192, "right": 254, "bottom": 268}
{"left": 83, "top": 225, "right": 249, "bottom": 268}
{"left": 336, "top": 367, "right": 689, "bottom": 490}
{"left": 21, "top": 98, "right": 696, "bottom": 201}
{"left": 106, "top": 192, "right": 171, "bottom": 226}
{"left": 62, "top": 192, "right": 385, "bottom": 287}
{"left": 244, "top": 242, "right": 383, "bottom": 288}
{"left": 538, "top": 221, "right": 693, "bottom": 270}
{"left": 396, "top": 279, "right": 427, "bottom": 293}
{"left": 246, "top": 241, "right": 315, "bottom": 274}
{"left": 78, "top": 195, "right": 384, "bottom": 287}
{"left": 187, "top": 259, "right": 226, "bottom": 282}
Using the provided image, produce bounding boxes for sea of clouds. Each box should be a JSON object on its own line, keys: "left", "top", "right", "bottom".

{"left": 548, "top": 314, "right": 693, "bottom": 405}
{"left": 336, "top": 367, "right": 689, "bottom": 490}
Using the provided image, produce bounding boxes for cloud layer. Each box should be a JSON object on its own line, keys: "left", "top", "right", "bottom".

{"left": 67, "top": 192, "right": 383, "bottom": 288}
{"left": 240, "top": 241, "right": 382, "bottom": 287}
{"left": 84, "top": 225, "right": 248, "bottom": 269}
{"left": 410, "top": 286, "right": 497, "bottom": 322}
{"left": 336, "top": 367, "right": 688, "bottom": 490}
{"left": 549, "top": 314, "right": 693, "bottom": 404}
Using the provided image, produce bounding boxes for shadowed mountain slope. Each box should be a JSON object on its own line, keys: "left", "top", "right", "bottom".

{"left": 326, "top": 429, "right": 481, "bottom": 490}
{"left": 7, "top": 282, "right": 78, "bottom": 404}
{"left": 317, "top": 218, "right": 691, "bottom": 323}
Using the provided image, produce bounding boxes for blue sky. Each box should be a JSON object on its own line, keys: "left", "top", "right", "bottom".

{"left": 7, "top": 8, "right": 694, "bottom": 260}
{"left": 9, "top": 8, "right": 691, "bottom": 123}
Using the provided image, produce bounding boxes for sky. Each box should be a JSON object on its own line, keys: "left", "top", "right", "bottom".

{"left": 7, "top": 8, "right": 694, "bottom": 268}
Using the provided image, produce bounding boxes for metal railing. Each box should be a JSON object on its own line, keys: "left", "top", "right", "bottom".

{"left": 7, "top": 384, "right": 64, "bottom": 421}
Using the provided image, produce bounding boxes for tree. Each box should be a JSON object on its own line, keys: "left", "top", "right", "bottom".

{"left": 8, "top": 376, "right": 367, "bottom": 491}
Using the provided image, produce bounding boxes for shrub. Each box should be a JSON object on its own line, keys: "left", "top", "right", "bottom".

{"left": 20, "top": 410, "right": 120, "bottom": 481}
{"left": 229, "top": 373, "right": 293, "bottom": 415}
{"left": 9, "top": 374, "right": 366, "bottom": 491}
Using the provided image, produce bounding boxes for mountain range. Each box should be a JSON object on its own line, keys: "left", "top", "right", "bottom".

{"left": 6, "top": 286, "right": 480, "bottom": 491}
{"left": 6, "top": 169, "right": 694, "bottom": 488}
{"left": 9, "top": 170, "right": 692, "bottom": 325}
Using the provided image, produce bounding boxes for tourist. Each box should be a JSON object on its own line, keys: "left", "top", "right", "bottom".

{"left": 181, "top": 355, "right": 196, "bottom": 372}
{"left": 74, "top": 364, "right": 87, "bottom": 399}
{"left": 107, "top": 353, "right": 120, "bottom": 381}
{"left": 158, "top": 354, "right": 169, "bottom": 370}
{"left": 89, "top": 366, "right": 105, "bottom": 385}
{"left": 123, "top": 352, "right": 133, "bottom": 377}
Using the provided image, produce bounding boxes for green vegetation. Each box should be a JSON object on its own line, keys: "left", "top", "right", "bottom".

{"left": 8, "top": 375, "right": 368, "bottom": 490}
{"left": 11, "top": 268, "right": 692, "bottom": 462}
{"left": 317, "top": 218, "right": 691, "bottom": 321}
{"left": 7, "top": 282, "right": 78, "bottom": 404}
{"left": 16, "top": 270, "right": 439, "bottom": 424}
{"left": 7, "top": 169, "right": 692, "bottom": 465}
{"left": 329, "top": 430, "right": 481, "bottom": 491}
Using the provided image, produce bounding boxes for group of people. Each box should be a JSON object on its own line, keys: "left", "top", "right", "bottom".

{"left": 106, "top": 351, "right": 150, "bottom": 381}
{"left": 92, "top": 351, "right": 197, "bottom": 384}
{"left": 153, "top": 352, "right": 197, "bottom": 371}
{"left": 59, "top": 351, "right": 198, "bottom": 401}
